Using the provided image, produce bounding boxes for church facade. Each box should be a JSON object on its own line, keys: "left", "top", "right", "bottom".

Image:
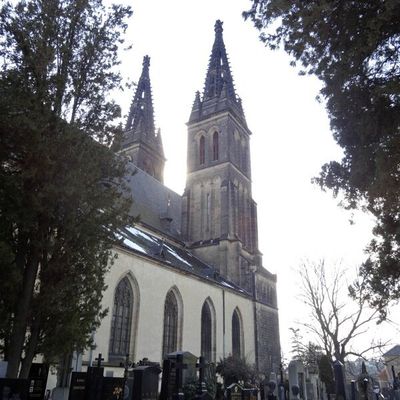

{"left": 85, "top": 20, "right": 280, "bottom": 377}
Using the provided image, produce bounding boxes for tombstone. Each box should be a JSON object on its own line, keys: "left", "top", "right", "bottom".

{"left": 194, "top": 356, "right": 212, "bottom": 400}
{"left": 131, "top": 364, "right": 161, "bottom": 400}
{"left": 278, "top": 364, "right": 286, "bottom": 400}
{"left": 85, "top": 354, "right": 105, "bottom": 400}
{"left": 243, "top": 388, "right": 258, "bottom": 400}
{"left": 100, "top": 377, "right": 125, "bottom": 400}
{"left": 28, "top": 363, "right": 49, "bottom": 400}
{"left": 68, "top": 372, "right": 87, "bottom": 400}
{"left": 333, "top": 361, "right": 347, "bottom": 400}
{"left": 268, "top": 372, "right": 278, "bottom": 400}
{"left": 159, "top": 351, "right": 197, "bottom": 400}
{"left": 288, "top": 361, "right": 300, "bottom": 400}
{"left": 296, "top": 362, "right": 307, "bottom": 400}
{"left": 0, "top": 378, "right": 29, "bottom": 400}
{"left": 0, "top": 363, "right": 8, "bottom": 379}
{"left": 226, "top": 383, "right": 244, "bottom": 400}
{"left": 167, "top": 351, "right": 197, "bottom": 385}
{"left": 356, "top": 362, "right": 369, "bottom": 400}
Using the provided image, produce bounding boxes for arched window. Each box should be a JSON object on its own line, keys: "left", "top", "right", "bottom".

{"left": 212, "top": 131, "right": 219, "bottom": 161}
{"left": 109, "top": 277, "right": 133, "bottom": 358}
{"left": 199, "top": 136, "right": 205, "bottom": 165}
{"left": 232, "top": 309, "right": 242, "bottom": 359}
{"left": 201, "top": 302, "right": 212, "bottom": 361}
{"left": 162, "top": 290, "right": 178, "bottom": 357}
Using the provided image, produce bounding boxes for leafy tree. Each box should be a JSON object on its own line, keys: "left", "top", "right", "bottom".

{"left": 216, "top": 356, "right": 261, "bottom": 388}
{"left": 243, "top": 1, "right": 400, "bottom": 315}
{"left": 0, "top": 0, "right": 133, "bottom": 378}
{"left": 318, "top": 354, "right": 335, "bottom": 395}
{"left": 296, "top": 261, "right": 387, "bottom": 365}
{"left": 289, "top": 328, "right": 322, "bottom": 373}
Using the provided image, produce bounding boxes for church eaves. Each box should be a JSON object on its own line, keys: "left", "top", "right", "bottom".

{"left": 189, "top": 20, "right": 247, "bottom": 126}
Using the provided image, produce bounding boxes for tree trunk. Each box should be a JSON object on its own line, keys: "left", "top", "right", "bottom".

{"left": 6, "top": 248, "right": 40, "bottom": 378}
{"left": 19, "top": 319, "right": 41, "bottom": 378}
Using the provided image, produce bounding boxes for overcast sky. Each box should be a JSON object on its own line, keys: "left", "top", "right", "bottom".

{"left": 113, "top": 0, "right": 398, "bottom": 358}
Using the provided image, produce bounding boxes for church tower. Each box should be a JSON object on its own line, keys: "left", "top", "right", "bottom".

{"left": 182, "top": 20, "right": 261, "bottom": 290}
{"left": 120, "top": 55, "right": 165, "bottom": 182}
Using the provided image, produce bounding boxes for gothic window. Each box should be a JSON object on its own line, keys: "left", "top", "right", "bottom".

{"left": 199, "top": 136, "right": 205, "bottom": 165}
{"left": 162, "top": 290, "right": 178, "bottom": 357}
{"left": 212, "top": 131, "right": 219, "bottom": 161}
{"left": 109, "top": 277, "right": 133, "bottom": 358}
{"left": 201, "top": 302, "right": 212, "bottom": 361}
{"left": 232, "top": 309, "right": 242, "bottom": 359}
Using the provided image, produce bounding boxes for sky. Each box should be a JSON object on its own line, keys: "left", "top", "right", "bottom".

{"left": 113, "top": 0, "right": 398, "bottom": 358}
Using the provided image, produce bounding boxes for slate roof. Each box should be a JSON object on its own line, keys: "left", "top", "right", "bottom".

{"left": 117, "top": 225, "right": 248, "bottom": 296}
{"left": 384, "top": 345, "right": 400, "bottom": 357}
{"left": 125, "top": 165, "right": 182, "bottom": 240}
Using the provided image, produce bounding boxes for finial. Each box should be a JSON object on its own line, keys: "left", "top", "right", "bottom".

{"left": 214, "top": 20, "right": 223, "bottom": 35}
{"left": 143, "top": 55, "right": 150, "bottom": 69}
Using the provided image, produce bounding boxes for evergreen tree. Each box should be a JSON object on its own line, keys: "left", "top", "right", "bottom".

{"left": 0, "top": 0, "right": 133, "bottom": 377}
{"left": 243, "top": 1, "right": 400, "bottom": 316}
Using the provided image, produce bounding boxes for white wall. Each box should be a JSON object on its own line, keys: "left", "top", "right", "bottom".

{"left": 85, "top": 246, "right": 256, "bottom": 368}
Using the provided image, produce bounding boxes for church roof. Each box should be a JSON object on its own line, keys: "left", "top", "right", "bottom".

{"left": 383, "top": 345, "right": 400, "bottom": 357}
{"left": 117, "top": 224, "right": 249, "bottom": 296}
{"left": 125, "top": 164, "right": 182, "bottom": 239}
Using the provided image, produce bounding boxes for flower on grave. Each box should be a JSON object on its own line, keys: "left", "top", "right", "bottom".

{"left": 113, "top": 386, "right": 123, "bottom": 399}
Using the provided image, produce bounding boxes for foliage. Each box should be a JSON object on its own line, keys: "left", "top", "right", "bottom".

{"left": 183, "top": 365, "right": 217, "bottom": 400}
{"left": 243, "top": 0, "right": 400, "bottom": 315}
{"left": 216, "top": 356, "right": 261, "bottom": 388}
{"left": 289, "top": 328, "right": 322, "bottom": 373}
{"left": 318, "top": 354, "right": 335, "bottom": 394}
{"left": 296, "top": 261, "right": 387, "bottom": 364}
{"left": 0, "top": 0, "right": 132, "bottom": 378}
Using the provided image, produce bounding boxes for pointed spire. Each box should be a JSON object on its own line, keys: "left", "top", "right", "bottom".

{"left": 125, "top": 55, "right": 155, "bottom": 137}
{"left": 203, "top": 20, "right": 236, "bottom": 101}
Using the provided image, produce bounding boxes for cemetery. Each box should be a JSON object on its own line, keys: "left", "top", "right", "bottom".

{"left": 1, "top": 347, "right": 400, "bottom": 400}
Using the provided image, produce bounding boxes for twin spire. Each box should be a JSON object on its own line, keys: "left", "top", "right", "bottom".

{"left": 189, "top": 20, "right": 245, "bottom": 124}
{"left": 120, "top": 20, "right": 246, "bottom": 181}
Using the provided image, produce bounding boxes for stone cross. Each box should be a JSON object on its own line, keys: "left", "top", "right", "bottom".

{"left": 196, "top": 356, "right": 208, "bottom": 396}
{"left": 95, "top": 353, "right": 104, "bottom": 368}
{"left": 173, "top": 353, "right": 187, "bottom": 400}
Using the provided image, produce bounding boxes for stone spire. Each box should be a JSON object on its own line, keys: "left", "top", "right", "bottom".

{"left": 189, "top": 20, "right": 246, "bottom": 125}
{"left": 121, "top": 55, "right": 165, "bottom": 182}
{"left": 203, "top": 20, "right": 236, "bottom": 100}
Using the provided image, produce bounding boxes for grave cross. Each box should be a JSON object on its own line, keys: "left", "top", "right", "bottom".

{"left": 196, "top": 356, "right": 207, "bottom": 395}
{"left": 95, "top": 353, "right": 104, "bottom": 368}
{"left": 172, "top": 353, "right": 187, "bottom": 400}
{"left": 392, "top": 366, "right": 399, "bottom": 390}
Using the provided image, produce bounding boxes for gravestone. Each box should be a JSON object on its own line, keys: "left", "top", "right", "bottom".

{"left": 333, "top": 361, "right": 347, "bottom": 400}
{"left": 0, "top": 363, "right": 8, "bottom": 379}
{"left": 85, "top": 354, "right": 105, "bottom": 400}
{"left": 0, "top": 378, "right": 29, "bottom": 400}
{"left": 132, "top": 365, "right": 161, "bottom": 400}
{"left": 100, "top": 377, "right": 125, "bottom": 400}
{"left": 194, "top": 357, "right": 212, "bottom": 400}
{"left": 167, "top": 351, "right": 197, "bottom": 386}
{"left": 226, "top": 383, "right": 244, "bottom": 400}
{"left": 288, "top": 361, "right": 300, "bottom": 400}
{"left": 243, "top": 388, "right": 258, "bottom": 400}
{"left": 68, "top": 372, "right": 87, "bottom": 400}
{"left": 160, "top": 351, "right": 197, "bottom": 400}
{"left": 28, "top": 363, "right": 48, "bottom": 400}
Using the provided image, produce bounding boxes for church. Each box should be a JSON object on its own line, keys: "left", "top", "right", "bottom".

{"left": 85, "top": 20, "right": 280, "bottom": 377}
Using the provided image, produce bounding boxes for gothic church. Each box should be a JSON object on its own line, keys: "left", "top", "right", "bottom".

{"left": 86, "top": 20, "right": 280, "bottom": 376}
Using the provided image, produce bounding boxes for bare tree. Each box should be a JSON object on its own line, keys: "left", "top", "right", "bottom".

{"left": 297, "top": 260, "right": 389, "bottom": 364}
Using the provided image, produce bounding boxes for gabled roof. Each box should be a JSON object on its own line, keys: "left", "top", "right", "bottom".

{"left": 117, "top": 224, "right": 249, "bottom": 296}
{"left": 383, "top": 345, "right": 400, "bottom": 357}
